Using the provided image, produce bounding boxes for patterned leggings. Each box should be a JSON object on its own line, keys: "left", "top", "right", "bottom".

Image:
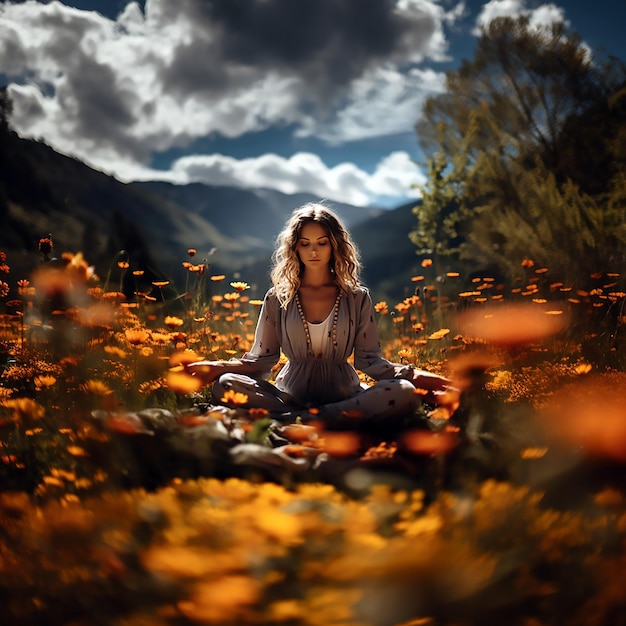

{"left": 212, "top": 373, "right": 420, "bottom": 420}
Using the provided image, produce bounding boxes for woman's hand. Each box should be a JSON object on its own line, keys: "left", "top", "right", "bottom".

{"left": 411, "top": 369, "right": 459, "bottom": 405}
{"left": 184, "top": 360, "right": 224, "bottom": 385}
{"left": 411, "top": 369, "right": 450, "bottom": 392}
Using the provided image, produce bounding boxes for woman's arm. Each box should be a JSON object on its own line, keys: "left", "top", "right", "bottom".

{"left": 352, "top": 290, "right": 452, "bottom": 392}
{"left": 352, "top": 289, "right": 409, "bottom": 379}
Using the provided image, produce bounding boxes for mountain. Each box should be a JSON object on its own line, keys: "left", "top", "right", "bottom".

{"left": 0, "top": 129, "right": 420, "bottom": 301}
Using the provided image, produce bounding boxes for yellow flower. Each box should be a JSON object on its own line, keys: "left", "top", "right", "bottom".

{"left": 230, "top": 281, "right": 250, "bottom": 292}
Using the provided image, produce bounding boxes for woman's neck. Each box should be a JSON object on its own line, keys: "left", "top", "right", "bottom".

{"left": 300, "top": 267, "right": 334, "bottom": 288}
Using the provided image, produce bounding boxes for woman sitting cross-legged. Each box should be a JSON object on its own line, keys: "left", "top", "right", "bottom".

{"left": 186, "top": 203, "right": 451, "bottom": 425}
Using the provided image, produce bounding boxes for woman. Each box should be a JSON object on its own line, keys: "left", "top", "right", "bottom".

{"left": 186, "top": 203, "right": 450, "bottom": 423}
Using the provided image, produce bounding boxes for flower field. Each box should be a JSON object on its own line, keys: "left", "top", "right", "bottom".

{"left": 1, "top": 243, "right": 626, "bottom": 625}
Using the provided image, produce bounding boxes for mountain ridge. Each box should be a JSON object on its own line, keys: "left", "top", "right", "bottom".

{"left": 0, "top": 130, "right": 421, "bottom": 300}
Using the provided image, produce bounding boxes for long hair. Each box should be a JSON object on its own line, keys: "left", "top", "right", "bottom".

{"left": 270, "top": 203, "right": 362, "bottom": 306}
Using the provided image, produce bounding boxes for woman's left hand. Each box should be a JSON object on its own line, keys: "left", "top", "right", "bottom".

{"left": 411, "top": 369, "right": 450, "bottom": 392}
{"left": 411, "top": 369, "right": 459, "bottom": 405}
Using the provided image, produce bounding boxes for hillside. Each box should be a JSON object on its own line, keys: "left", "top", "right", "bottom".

{"left": 0, "top": 129, "right": 419, "bottom": 300}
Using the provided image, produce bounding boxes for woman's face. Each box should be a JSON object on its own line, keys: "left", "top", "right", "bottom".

{"left": 296, "top": 222, "right": 332, "bottom": 270}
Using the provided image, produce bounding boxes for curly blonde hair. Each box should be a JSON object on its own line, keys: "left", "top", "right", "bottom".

{"left": 271, "top": 203, "right": 362, "bottom": 306}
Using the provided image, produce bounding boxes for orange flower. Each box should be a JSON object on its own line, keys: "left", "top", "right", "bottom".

{"left": 167, "top": 370, "right": 203, "bottom": 395}
{"left": 117, "top": 261, "right": 130, "bottom": 269}
{"left": 125, "top": 328, "right": 151, "bottom": 345}
{"left": 152, "top": 281, "right": 170, "bottom": 288}
{"left": 248, "top": 407, "right": 270, "bottom": 419}
{"left": 428, "top": 328, "right": 450, "bottom": 340}
{"left": 38, "top": 237, "right": 53, "bottom": 255}
{"left": 210, "top": 274, "right": 226, "bottom": 282}
{"left": 34, "top": 375, "right": 57, "bottom": 390}
{"left": 402, "top": 429, "right": 459, "bottom": 456}
{"left": 67, "top": 445, "right": 89, "bottom": 457}
{"left": 374, "top": 301, "right": 389, "bottom": 315}
{"left": 456, "top": 303, "right": 569, "bottom": 347}
{"left": 321, "top": 432, "right": 360, "bottom": 457}
{"left": 2, "top": 398, "right": 45, "bottom": 423}
{"left": 220, "top": 389, "right": 249, "bottom": 405}
{"left": 187, "top": 248, "right": 197, "bottom": 257}
{"left": 421, "top": 258, "right": 433, "bottom": 268}
{"left": 81, "top": 380, "right": 114, "bottom": 396}
{"left": 164, "top": 315, "right": 184, "bottom": 329}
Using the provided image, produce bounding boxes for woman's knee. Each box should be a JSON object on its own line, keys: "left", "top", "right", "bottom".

{"left": 388, "top": 378, "right": 420, "bottom": 409}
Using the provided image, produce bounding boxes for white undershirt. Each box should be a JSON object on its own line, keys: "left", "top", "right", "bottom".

{"left": 307, "top": 310, "right": 332, "bottom": 356}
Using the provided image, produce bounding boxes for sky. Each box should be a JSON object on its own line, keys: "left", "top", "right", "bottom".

{"left": 1, "top": 0, "right": 625, "bottom": 208}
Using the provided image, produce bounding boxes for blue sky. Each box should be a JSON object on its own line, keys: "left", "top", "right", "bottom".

{"left": 1, "top": 0, "right": 624, "bottom": 207}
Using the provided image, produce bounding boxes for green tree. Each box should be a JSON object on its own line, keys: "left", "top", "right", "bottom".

{"left": 413, "top": 15, "right": 626, "bottom": 283}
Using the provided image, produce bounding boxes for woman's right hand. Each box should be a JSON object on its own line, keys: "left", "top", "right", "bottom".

{"left": 184, "top": 360, "right": 224, "bottom": 385}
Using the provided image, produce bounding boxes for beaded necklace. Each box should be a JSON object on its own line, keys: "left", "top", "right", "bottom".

{"left": 295, "top": 289, "right": 342, "bottom": 357}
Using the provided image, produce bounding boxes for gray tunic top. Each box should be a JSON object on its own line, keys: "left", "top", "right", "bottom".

{"left": 238, "top": 287, "right": 415, "bottom": 405}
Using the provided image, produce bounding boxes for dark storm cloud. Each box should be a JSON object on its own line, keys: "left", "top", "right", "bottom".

{"left": 59, "top": 56, "right": 143, "bottom": 158}
{"left": 160, "top": 0, "right": 440, "bottom": 96}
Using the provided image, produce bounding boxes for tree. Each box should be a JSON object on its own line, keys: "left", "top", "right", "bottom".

{"left": 410, "top": 124, "right": 469, "bottom": 262}
{"left": 413, "top": 16, "right": 626, "bottom": 283}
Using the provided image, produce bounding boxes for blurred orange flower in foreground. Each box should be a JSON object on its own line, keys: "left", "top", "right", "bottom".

{"left": 402, "top": 429, "right": 459, "bottom": 456}
{"left": 542, "top": 372, "right": 626, "bottom": 461}
{"left": 166, "top": 370, "right": 203, "bottom": 395}
{"left": 456, "top": 303, "right": 569, "bottom": 346}
{"left": 320, "top": 431, "right": 360, "bottom": 457}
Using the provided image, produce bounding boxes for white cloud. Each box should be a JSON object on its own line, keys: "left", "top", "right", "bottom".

{"left": 474, "top": 0, "right": 568, "bottom": 34}
{"left": 365, "top": 151, "right": 426, "bottom": 199}
{"left": 120, "top": 150, "right": 423, "bottom": 207}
